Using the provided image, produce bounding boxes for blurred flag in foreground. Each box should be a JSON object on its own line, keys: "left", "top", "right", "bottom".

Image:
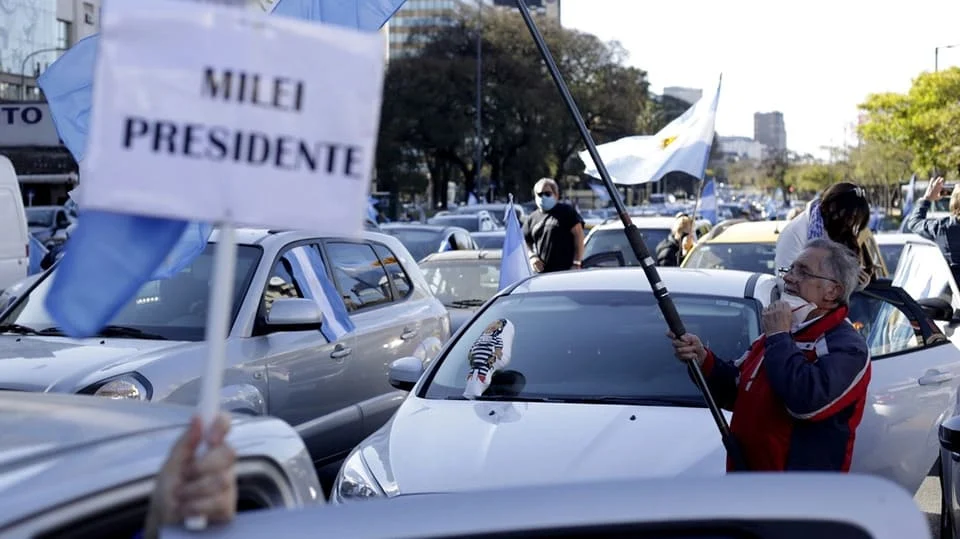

{"left": 699, "top": 179, "right": 718, "bottom": 225}
{"left": 285, "top": 247, "right": 355, "bottom": 341}
{"left": 903, "top": 174, "right": 917, "bottom": 217}
{"left": 499, "top": 199, "right": 533, "bottom": 290}
{"left": 28, "top": 235, "right": 48, "bottom": 276}
{"left": 39, "top": 0, "right": 408, "bottom": 337}
{"left": 580, "top": 76, "right": 722, "bottom": 186}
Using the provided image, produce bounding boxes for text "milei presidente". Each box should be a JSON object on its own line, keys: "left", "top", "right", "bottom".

{"left": 120, "top": 67, "right": 365, "bottom": 178}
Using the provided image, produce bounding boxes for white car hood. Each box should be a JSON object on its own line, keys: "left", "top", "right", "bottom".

{"left": 367, "top": 397, "right": 727, "bottom": 496}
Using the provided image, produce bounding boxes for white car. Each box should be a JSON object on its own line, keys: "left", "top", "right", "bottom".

{"left": 332, "top": 268, "right": 960, "bottom": 503}
{"left": 169, "top": 474, "right": 930, "bottom": 539}
{"left": 583, "top": 217, "right": 712, "bottom": 266}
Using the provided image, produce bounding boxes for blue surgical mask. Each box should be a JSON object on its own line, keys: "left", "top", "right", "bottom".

{"left": 537, "top": 194, "right": 556, "bottom": 211}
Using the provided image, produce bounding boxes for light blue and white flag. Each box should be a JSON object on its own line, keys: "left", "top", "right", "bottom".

{"left": 285, "top": 247, "right": 355, "bottom": 341}
{"left": 28, "top": 235, "right": 48, "bottom": 276}
{"left": 699, "top": 179, "right": 718, "bottom": 225}
{"left": 499, "top": 199, "right": 532, "bottom": 290}
{"left": 579, "top": 76, "right": 722, "bottom": 186}
{"left": 39, "top": 0, "right": 407, "bottom": 338}
{"left": 903, "top": 173, "right": 917, "bottom": 216}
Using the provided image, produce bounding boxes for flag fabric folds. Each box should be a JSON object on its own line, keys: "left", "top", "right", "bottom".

{"left": 39, "top": 0, "right": 407, "bottom": 338}
{"left": 28, "top": 235, "right": 49, "bottom": 276}
{"left": 699, "top": 179, "right": 718, "bottom": 225}
{"left": 903, "top": 174, "right": 917, "bottom": 217}
{"left": 579, "top": 76, "right": 722, "bottom": 186}
{"left": 499, "top": 200, "right": 533, "bottom": 290}
{"left": 285, "top": 247, "right": 356, "bottom": 342}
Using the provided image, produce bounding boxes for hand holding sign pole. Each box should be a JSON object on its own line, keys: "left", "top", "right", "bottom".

{"left": 83, "top": 0, "right": 385, "bottom": 530}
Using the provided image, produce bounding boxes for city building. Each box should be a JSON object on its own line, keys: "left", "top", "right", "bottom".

{"left": 753, "top": 111, "right": 787, "bottom": 154}
{"left": 717, "top": 136, "right": 765, "bottom": 161}
{"left": 663, "top": 86, "right": 702, "bottom": 106}
{"left": 0, "top": 0, "right": 100, "bottom": 205}
{"left": 388, "top": 0, "right": 560, "bottom": 60}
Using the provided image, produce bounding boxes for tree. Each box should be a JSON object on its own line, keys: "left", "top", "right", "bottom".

{"left": 858, "top": 67, "right": 960, "bottom": 174}
{"left": 847, "top": 140, "right": 913, "bottom": 210}
{"left": 375, "top": 8, "right": 653, "bottom": 205}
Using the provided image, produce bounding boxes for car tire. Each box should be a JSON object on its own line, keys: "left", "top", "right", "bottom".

{"left": 942, "top": 461, "right": 956, "bottom": 539}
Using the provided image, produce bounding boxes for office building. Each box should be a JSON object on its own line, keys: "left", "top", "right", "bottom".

{"left": 717, "top": 136, "right": 765, "bottom": 161}
{"left": 754, "top": 111, "right": 787, "bottom": 154}
{"left": 388, "top": 0, "right": 561, "bottom": 60}
{"left": 663, "top": 86, "right": 702, "bottom": 106}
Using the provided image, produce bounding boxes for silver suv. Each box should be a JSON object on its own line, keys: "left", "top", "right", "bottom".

{"left": 0, "top": 228, "right": 450, "bottom": 469}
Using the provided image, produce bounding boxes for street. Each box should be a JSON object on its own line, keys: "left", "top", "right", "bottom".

{"left": 917, "top": 474, "right": 942, "bottom": 538}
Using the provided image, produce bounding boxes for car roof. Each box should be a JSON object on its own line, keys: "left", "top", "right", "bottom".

{"left": 471, "top": 230, "right": 505, "bottom": 237}
{"left": 511, "top": 267, "right": 769, "bottom": 299}
{"left": 874, "top": 232, "right": 936, "bottom": 246}
{"left": 705, "top": 220, "right": 788, "bottom": 244}
{"left": 420, "top": 250, "right": 503, "bottom": 263}
{"left": 594, "top": 216, "right": 711, "bottom": 231}
{"left": 0, "top": 392, "right": 198, "bottom": 470}
{"left": 209, "top": 228, "right": 410, "bottom": 252}
{"left": 166, "top": 474, "right": 927, "bottom": 539}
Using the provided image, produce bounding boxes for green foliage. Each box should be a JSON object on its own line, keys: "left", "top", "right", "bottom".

{"left": 375, "top": 8, "right": 654, "bottom": 203}
{"left": 858, "top": 67, "right": 960, "bottom": 174}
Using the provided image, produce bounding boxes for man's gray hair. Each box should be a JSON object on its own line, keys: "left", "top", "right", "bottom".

{"left": 804, "top": 238, "right": 861, "bottom": 304}
{"left": 534, "top": 178, "right": 559, "bottom": 194}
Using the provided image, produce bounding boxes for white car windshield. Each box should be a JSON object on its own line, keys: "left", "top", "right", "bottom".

{"left": 684, "top": 243, "right": 777, "bottom": 274}
{"left": 420, "top": 260, "right": 501, "bottom": 308}
{"left": 423, "top": 291, "right": 762, "bottom": 402}
{"left": 0, "top": 244, "right": 262, "bottom": 341}
{"left": 584, "top": 229, "right": 669, "bottom": 266}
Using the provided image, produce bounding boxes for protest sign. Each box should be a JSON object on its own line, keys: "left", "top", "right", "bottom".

{"left": 83, "top": 0, "right": 386, "bottom": 235}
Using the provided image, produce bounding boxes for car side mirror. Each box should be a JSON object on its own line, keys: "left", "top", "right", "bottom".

{"left": 941, "top": 415, "right": 960, "bottom": 454}
{"left": 265, "top": 298, "right": 324, "bottom": 331}
{"left": 918, "top": 297, "right": 954, "bottom": 322}
{"left": 582, "top": 251, "right": 626, "bottom": 268}
{"left": 389, "top": 356, "right": 424, "bottom": 391}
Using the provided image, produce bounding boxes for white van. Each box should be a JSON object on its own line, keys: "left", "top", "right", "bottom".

{"left": 0, "top": 156, "right": 28, "bottom": 291}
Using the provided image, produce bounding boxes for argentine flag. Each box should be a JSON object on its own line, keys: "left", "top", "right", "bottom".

{"left": 499, "top": 200, "right": 533, "bottom": 290}
{"left": 286, "top": 247, "right": 355, "bottom": 341}
{"left": 699, "top": 179, "right": 718, "bottom": 225}
{"left": 580, "top": 75, "right": 722, "bottom": 186}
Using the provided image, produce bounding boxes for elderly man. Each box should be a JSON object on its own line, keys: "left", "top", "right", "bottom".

{"left": 523, "top": 178, "right": 585, "bottom": 273}
{"left": 669, "top": 238, "right": 871, "bottom": 472}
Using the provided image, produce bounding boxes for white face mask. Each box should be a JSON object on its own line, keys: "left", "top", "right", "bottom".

{"left": 781, "top": 293, "right": 818, "bottom": 328}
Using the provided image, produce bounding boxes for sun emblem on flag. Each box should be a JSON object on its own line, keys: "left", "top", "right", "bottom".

{"left": 660, "top": 135, "right": 678, "bottom": 149}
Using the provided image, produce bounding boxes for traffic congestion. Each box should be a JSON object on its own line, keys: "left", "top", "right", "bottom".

{"left": 2, "top": 0, "right": 959, "bottom": 538}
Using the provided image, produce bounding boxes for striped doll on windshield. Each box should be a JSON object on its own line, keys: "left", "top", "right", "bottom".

{"left": 464, "top": 319, "right": 516, "bottom": 399}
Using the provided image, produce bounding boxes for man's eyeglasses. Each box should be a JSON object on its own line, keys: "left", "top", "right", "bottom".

{"left": 536, "top": 191, "right": 553, "bottom": 197}
{"left": 778, "top": 264, "right": 839, "bottom": 284}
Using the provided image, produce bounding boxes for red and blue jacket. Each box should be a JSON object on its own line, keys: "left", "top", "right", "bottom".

{"left": 702, "top": 305, "right": 871, "bottom": 472}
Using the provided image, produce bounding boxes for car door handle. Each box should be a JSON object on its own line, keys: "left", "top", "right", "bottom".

{"left": 401, "top": 328, "right": 418, "bottom": 340}
{"left": 330, "top": 346, "right": 352, "bottom": 360}
{"left": 918, "top": 370, "right": 955, "bottom": 386}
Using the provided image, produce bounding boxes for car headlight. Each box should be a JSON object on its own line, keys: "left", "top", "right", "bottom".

{"left": 332, "top": 449, "right": 384, "bottom": 503}
{"left": 90, "top": 375, "right": 151, "bottom": 401}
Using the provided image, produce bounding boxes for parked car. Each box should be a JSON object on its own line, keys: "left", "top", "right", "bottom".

{"left": 25, "top": 205, "right": 75, "bottom": 244}
{"left": 682, "top": 220, "right": 889, "bottom": 278}
{"left": 469, "top": 230, "right": 506, "bottom": 251}
{"left": 583, "top": 217, "right": 712, "bottom": 267}
{"left": 332, "top": 268, "right": 959, "bottom": 502}
{"left": 0, "top": 228, "right": 449, "bottom": 471}
{"left": 380, "top": 223, "right": 478, "bottom": 262}
{"left": 427, "top": 211, "right": 500, "bottom": 233}
{"left": 419, "top": 250, "right": 502, "bottom": 333}
{"left": 0, "top": 391, "right": 322, "bottom": 537}
{"left": 173, "top": 474, "right": 928, "bottom": 539}
{"left": 454, "top": 203, "right": 525, "bottom": 225}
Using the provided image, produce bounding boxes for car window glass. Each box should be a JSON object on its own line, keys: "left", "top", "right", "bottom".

{"left": 424, "top": 291, "right": 760, "bottom": 400}
{"left": 372, "top": 243, "right": 413, "bottom": 298}
{"left": 262, "top": 255, "right": 304, "bottom": 315}
{"left": 1, "top": 245, "right": 261, "bottom": 341}
{"left": 583, "top": 228, "right": 670, "bottom": 266}
{"left": 326, "top": 242, "right": 392, "bottom": 310}
{"left": 420, "top": 260, "right": 500, "bottom": 306}
{"left": 848, "top": 292, "right": 923, "bottom": 358}
{"left": 381, "top": 228, "right": 443, "bottom": 261}
{"left": 879, "top": 244, "right": 903, "bottom": 275}
{"left": 893, "top": 244, "right": 954, "bottom": 306}
{"left": 684, "top": 243, "right": 777, "bottom": 274}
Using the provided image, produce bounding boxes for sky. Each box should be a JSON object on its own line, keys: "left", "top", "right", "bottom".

{"left": 560, "top": 0, "right": 960, "bottom": 159}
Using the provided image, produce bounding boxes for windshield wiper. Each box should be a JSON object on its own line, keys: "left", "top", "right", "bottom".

{"left": 0, "top": 323, "right": 40, "bottom": 335}
{"left": 444, "top": 394, "right": 559, "bottom": 403}
{"left": 96, "top": 325, "right": 169, "bottom": 340}
{"left": 448, "top": 299, "right": 486, "bottom": 308}
{"left": 37, "top": 325, "right": 168, "bottom": 340}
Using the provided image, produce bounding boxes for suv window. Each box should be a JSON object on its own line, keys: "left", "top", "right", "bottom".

{"left": 326, "top": 242, "right": 392, "bottom": 311}
{"left": 372, "top": 243, "right": 413, "bottom": 298}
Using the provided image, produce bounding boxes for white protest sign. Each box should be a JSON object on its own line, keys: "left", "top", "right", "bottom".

{"left": 83, "top": 0, "right": 385, "bottom": 235}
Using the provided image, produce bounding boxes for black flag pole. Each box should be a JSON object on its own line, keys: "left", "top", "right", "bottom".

{"left": 512, "top": 0, "right": 748, "bottom": 472}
